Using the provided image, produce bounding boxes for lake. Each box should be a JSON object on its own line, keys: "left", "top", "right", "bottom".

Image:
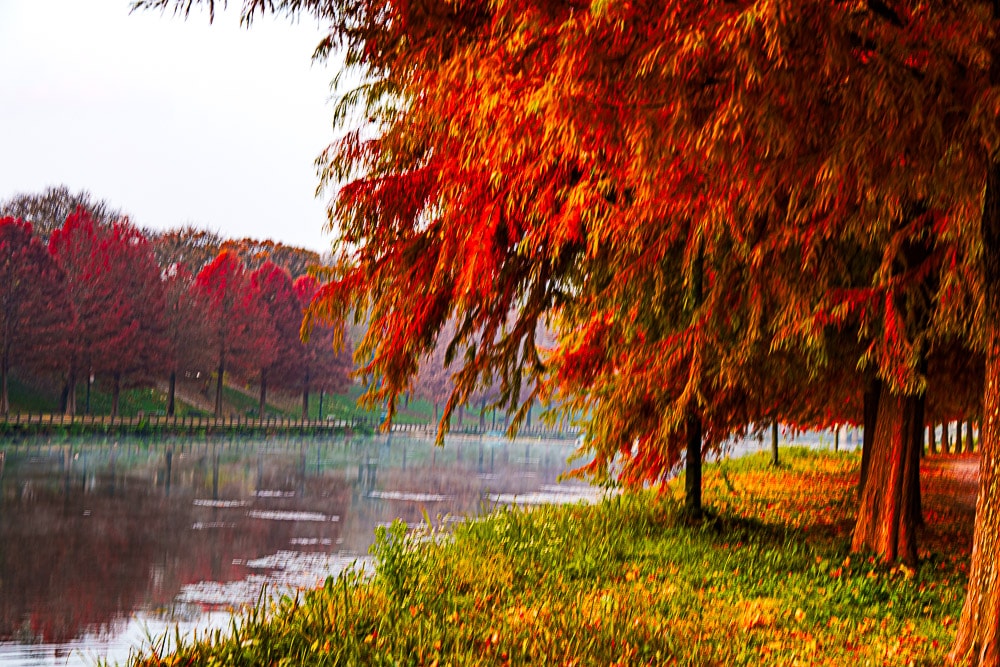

{"left": 0, "top": 432, "right": 599, "bottom": 667}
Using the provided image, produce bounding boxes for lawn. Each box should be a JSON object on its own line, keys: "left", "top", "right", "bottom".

{"left": 131, "top": 448, "right": 974, "bottom": 665}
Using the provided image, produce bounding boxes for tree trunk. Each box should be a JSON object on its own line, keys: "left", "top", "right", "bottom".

{"left": 943, "top": 421, "right": 952, "bottom": 454}
{"left": 259, "top": 369, "right": 267, "bottom": 420}
{"left": 318, "top": 389, "right": 324, "bottom": 421}
{"left": 302, "top": 370, "right": 310, "bottom": 422}
{"left": 957, "top": 420, "right": 965, "bottom": 453}
{"left": 967, "top": 420, "right": 976, "bottom": 454}
{"left": 167, "top": 370, "right": 176, "bottom": 417}
{"left": 64, "top": 370, "right": 76, "bottom": 417}
{"left": 111, "top": 372, "right": 121, "bottom": 418}
{"left": 479, "top": 396, "right": 487, "bottom": 429}
{"left": 771, "top": 421, "right": 779, "bottom": 466}
{"left": 928, "top": 424, "right": 937, "bottom": 455}
{"left": 949, "top": 154, "right": 1000, "bottom": 666}
{"left": 685, "top": 411, "right": 703, "bottom": 519}
{"left": 834, "top": 425, "right": 840, "bottom": 453}
{"left": 0, "top": 354, "right": 8, "bottom": 415}
{"left": 215, "top": 359, "right": 224, "bottom": 418}
{"left": 526, "top": 398, "right": 533, "bottom": 428}
{"left": 859, "top": 376, "right": 881, "bottom": 493}
{"left": 851, "top": 389, "right": 921, "bottom": 565}
{"left": 950, "top": 346, "right": 1000, "bottom": 664}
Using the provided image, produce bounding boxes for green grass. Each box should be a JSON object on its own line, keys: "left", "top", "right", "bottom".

{"left": 220, "top": 383, "right": 298, "bottom": 418}
{"left": 74, "top": 384, "right": 203, "bottom": 417}
{"left": 128, "top": 449, "right": 971, "bottom": 666}
{"left": 5, "top": 375, "right": 57, "bottom": 412}
{"left": 5, "top": 375, "right": 203, "bottom": 417}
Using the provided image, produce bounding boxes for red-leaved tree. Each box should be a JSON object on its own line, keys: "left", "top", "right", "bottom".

{"left": 0, "top": 218, "right": 73, "bottom": 414}
{"left": 194, "top": 250, "right": 274, "bottom": 417}
{"left": 49, "top": 210, "right": 169, "bottom": 416}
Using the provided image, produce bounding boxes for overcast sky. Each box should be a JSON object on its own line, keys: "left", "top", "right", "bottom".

{"left": 0, "top": 1, "right": 342, "bottom": 252}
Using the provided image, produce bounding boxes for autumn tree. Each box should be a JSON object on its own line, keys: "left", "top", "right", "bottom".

{"left": 49, "top": 211, "right": 169, "bottom": 416}
{"left": 0, "top": 219, "right": 73, "bottom": 414}
{"left": 225, "top": 238, "right": 321, "bottom": 279}
{"left": 294, "top": 274, "right": 352, "bottom": 419}
{"left": 251, "top": 262, "right": 304, "bottom": 417}
{"left": 194, "top": 250, "right": 274, "bottom": 417}
{"left": 0, "top": 186, "right": 123, "bottom": 243}
{"left": 162, "top": 263, "right": 211, "bottom": 416}
{"left": 149, "top": 226, "right": 225, "bottom": 274}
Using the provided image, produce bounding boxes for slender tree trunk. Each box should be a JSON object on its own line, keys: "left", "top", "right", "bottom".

{"left": 215, "top": 358, "right": 224, "bottom": 418}
{"left": 526, "top": 398, "right": 533, "bottom": 428}
{"left": 111, "top": 372, "right": 121, "bottom": 418}
{"left": 318, "top": 389, "right": 324, "bottom": 421}
{"left": 685, "top": 410, "right": 702, "bottom": 519}
{"left": 967, "top": 420, "right": 976, "bottom": 454}
{"left": 0, "top": 354, "right": 8, "bottom": 415}
{"left": 957, "top": 420, "right": 965, "bottom": 453}
{"left": 859, "top": 376, "right": 881, "bottom": 493}
{"left": 434, "top": 401, "right": 440, "bottom": 423}
{"left": 302, "top": 370, "right": 310, "bottom": 422}
{"left": 851, "top": 389, "right": 921, "bottom": 565}
{"left": 834, "top": 425, "right": 840, "bottom": 453}
{"left": 479, "top": 396, "right": 487, "bottom": 429}
{"left": 949, "top": 156, "right": 1000, "bottom": 666}
{"left": 64, "top": 369, "right": 76, "bottom": 417}
{"left": 684, "top": 240, "right": 704, "bottom": 519}
{"left": 167, "top": 370, "right": 176, "bottom": 418}
{"left": 928, "top": 424, "right": 937, "bottom": 455}
{"left": 943, "top": 421, "right": 952, "bottom": 454}
{"left": 771, "top": 421, "right": 779, "bottom": 466}
{"left": 259, "top": 369, "right": 267, "bottom": 420}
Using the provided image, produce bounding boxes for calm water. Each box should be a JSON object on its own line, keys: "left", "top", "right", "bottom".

{"left": 0, "top": 432, "right": 599, "bottom": 667}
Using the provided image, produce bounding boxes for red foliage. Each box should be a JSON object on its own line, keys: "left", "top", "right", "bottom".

{"left": 49, "top": 209, "right": 169, "bottom": 415}
{"left": 0, "top": 218, "right": 73, "bottom": 413}
{"left": 194, "top": 250, "right": 275, "bottom": 416}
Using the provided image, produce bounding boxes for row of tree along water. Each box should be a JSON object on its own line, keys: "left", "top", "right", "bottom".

{"left": 0, "top": 204, "right": 351, "bottom": 420}
{"left": 1, "top": 187, "right": 547, "bottom": 428}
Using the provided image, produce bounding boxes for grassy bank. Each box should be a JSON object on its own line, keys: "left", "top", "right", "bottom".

{"left": 131, "top": 449, "right": 972, "bottom": 666}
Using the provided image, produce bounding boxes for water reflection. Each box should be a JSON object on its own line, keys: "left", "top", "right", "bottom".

{"left": 0, "top": 433, "right": 595, "bottom": 666}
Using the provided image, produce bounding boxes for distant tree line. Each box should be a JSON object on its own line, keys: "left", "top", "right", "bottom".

{"left": 0, "top": 186, "right": 351, "bottom": 418}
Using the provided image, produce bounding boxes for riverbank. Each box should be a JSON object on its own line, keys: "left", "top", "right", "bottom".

{"left": 0, "top": 413, "right": 574, "bottom": 440}
{"left": 125, "top": 448, "right": 973, "bottom": 666}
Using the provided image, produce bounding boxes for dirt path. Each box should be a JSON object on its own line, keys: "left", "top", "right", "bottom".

{"left": 923, "top": 455, "right": 980, "bottom": 513}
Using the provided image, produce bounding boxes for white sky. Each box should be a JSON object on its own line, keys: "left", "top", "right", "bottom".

{"left": 0, "top": 1, "right": 343, "bottom": 252}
